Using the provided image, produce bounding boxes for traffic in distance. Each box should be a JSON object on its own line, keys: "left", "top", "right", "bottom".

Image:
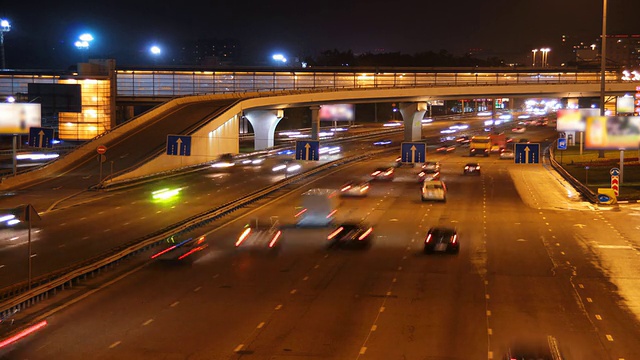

{"left": 2, "top": 109, "right": 640, "bottom": 360}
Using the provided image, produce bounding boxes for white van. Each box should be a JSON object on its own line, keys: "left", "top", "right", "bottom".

{"left": 421, "top": 180, "right": 447, "bottom": 202}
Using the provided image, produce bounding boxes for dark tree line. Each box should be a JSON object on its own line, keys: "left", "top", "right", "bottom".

{"left": 303, "top": 49, "right": 505, "bottom": 67}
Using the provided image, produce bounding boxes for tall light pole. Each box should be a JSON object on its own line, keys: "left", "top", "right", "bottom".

{"left": 599, "top": 0, "right": 608, "bottom": 158}
{"left": 1, "top": 19, "right": 10, "bottom": 70}
{"left": 540, "top": 48, "right": 551, "bottom": 67}
{"left": 74, "top": 33, "right": 94, "bottom": 61}
{"left": 532, "top": 49, "right": 538, "bottom": 67}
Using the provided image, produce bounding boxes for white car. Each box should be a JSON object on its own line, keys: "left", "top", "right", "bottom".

{"left": 421, "top": 180, "right": 447, "bottom": 202}
{"left": 500, "top": 150, "right": 515, "bottom": 159}
{"left": 511, "top": 127, "right": 526, "bottom": 133}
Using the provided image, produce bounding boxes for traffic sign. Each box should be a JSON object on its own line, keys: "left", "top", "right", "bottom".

{"left": 611, "top": 175, "right": 620, "bottom": 196}
{"left": 96, "top": 145, "right": 107, "bottom": 154}
{"left": 557, "top": 138, "right": 567, "bottom": 150}
{"left": 400, "top": 142, "right": 426, "bottom": 163}
{"left": 610, "top": 167, "right": 620, "bottom": 177}
{"left": 167, "top": 135, "right": 191, "bottom": 156}
{"left": 28, "top": 127, "right": 55, "bottom": 149}
{"left": 295, "top": 140, "right": 319, "bottom": 161}
{"left": 598, "top": 194, "right": 612, "bottom": 203}
{"left": 514, "top": 143, "right": 540, "bottom": 164}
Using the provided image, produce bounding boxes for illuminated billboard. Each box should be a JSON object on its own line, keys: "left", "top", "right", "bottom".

{"left": 319, "top": 104, "right": 354, "bottom": 121}
{"left": 0, "top": 103, "right": 42, "bottom": 134}
{"left": 585, "top": 116, "right": 640, "bottom": 150}
{"left": 557, "top": 108, "right": 599, "bottom": 132}
{"left": 617, "top": 96, "right": 635, "bottom": 114}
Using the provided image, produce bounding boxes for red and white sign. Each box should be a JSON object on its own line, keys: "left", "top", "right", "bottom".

{"left": 96, "top": 145, "right": 107, "bottom": 154}
{"left": 611, "top": 176, "right": 619, "bottom": 196}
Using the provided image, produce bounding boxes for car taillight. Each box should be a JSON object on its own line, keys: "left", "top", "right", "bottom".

{"left": 268, "top": 230, "right": 282, "bottom": 248}
{"left": 236, "top": 228, "right": 252, "bottom": 247}
{"left": 326, "top": 209, "right": 337, "bottom": 219}
{"left": 341, "top": 185, "right": 352, "bottom": 192}
{"left": 371, "top": 171, "right": 381, "bottom": 176}
{"left": 360, "top": 186, "right": 369, "bottom": 192}
{"left": 476, "top": 166, "right": 480, "bottom": 170}
{"left": 358, "top": 227, "right": 373, "bottom": 240}
{"left": 451, "top": 234, "right": 457, "bottom": 244}
{"left": 425, "top": 234, "right": 432, "bottom": 243}
{"left": 384, "top": 170, "right": 393, "bottom": 176}
{"left": 328, "top": 227, "right": 344, "bottom": 240}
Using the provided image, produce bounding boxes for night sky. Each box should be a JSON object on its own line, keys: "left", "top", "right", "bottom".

{"left": 2, "top": 0, "right": 639, "bottom": 69}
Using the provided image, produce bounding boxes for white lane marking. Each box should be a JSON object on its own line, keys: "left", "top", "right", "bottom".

{"left": 386, "top": 291, "right": 392, "bottom": 296}
{"left": 170, "top": 301, "right": 179, "bottom": 307}
{"left": 275, "top": 304, "right": 283, "bottom": 310}
{"left": 123, "top": 222, "right": 130, "bottom": 226}
{"left": 392, "top": 278, "right": 397, "bottom": 283}
{"left": 194, "top": 286, "right": 202, "bottom": 292}
{"left": 314, "top": 265, "right": 320, "bottom": 269}
{"left": 578, "top": 284, "right": 584, "bottom": 289}
{"left": 485, "top": 294, "right": 490, "bottom": 299}
{"left": 303, "top": 276, "right": 309, "bottom": 281}
{"left": 257, "top": 322, "right": 265, "bottom": 329}
{"left": 379, "top": 307, "right": 385, "bottom": 312}
{"left": 103, "top": 228, "right": 111, "bottom": 232}
{"left": 109, "top": 341, "right": 121, "bottom": 349}
{"left": 596, "top": 244, "right": 634, "bottom": 250}
{"left": 156, "top": 210, "right": 162, "bottom": 214}
{"left": 30, "top": 254, "right": 37, "bottom": 258}
{"left": 606, "top": 334, "right": 614, "bottom": 341}
{"left": 234, "top": 344, "right": 244, "bottom": 352}
{"left": 9, "top": 237, "right": 19, "bottom": 241}
{"left": 488, "top": 328, "right": 493, "bottom": 335}
{"left": 486, "top": 310, "right": 491, "bottom": 316}
{"left": 290, "top": 289, "right": 297, "bottom": 294}
{"left": 595, "top": 314, "right": 602, "bottom": 320}
{"left": 80, "top": 217, "right": 87, "bottom": 220}
{"left": 142, "top": 319, "right": 153, "bottom": 326}
{"left": 398, "top": 266, "right": 402, "bottom": 271}
{"left": 359, "top": 347, "right": 367, "bottom": 354}
{"left": 371, "top": 325, "right": 377, "bottom": 331}
{"left": 60, "top": 223, "right": 66, "bottom": 226}
{"left": 587, "top": 298, "right": 593, "bottom": 303}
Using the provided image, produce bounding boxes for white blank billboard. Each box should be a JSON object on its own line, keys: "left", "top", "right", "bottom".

{"left": 0, "top": 103, "right": 42, "bottom": 134}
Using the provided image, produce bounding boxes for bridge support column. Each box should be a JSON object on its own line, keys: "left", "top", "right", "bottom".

{"left": 244, "top": 109, "right": 284, "bottom": 150}
{"left": 310, "top": 106, "right": 320, "bottom": 140}
{"left": 399, "top": 102, "right": 427, "bottom": 142}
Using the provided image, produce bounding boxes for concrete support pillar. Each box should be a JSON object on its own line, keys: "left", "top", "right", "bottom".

{"left": 244, "top": 109, "right": 284, "bottom": 150}
{"left": 399, "top": 102, "right": 427, "bottom": 142}
{"left": 310, "top": 106, "right": 321, "bottom": 140}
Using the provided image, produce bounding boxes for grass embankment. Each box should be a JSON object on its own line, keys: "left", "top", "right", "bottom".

{"left": 555, "top": 146, "right": 640, "bottom": 200}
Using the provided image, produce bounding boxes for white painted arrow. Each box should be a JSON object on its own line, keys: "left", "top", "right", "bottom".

{"left": 38, "top": 130, "right": 45, "bottom": 147}
{"left": 176, "top": 138, "right": 183, "bottom": 155}
{"left": 305, "top": 143, "right": 311, "bottom": 160}
{"left": 411, "top": 145, "right": 417, "bottom": 162}
{"left": 524, "top": 146, "right": 531, "bottom": 164}
{"left": 573, "top": 224, "right": 586, "bottom": 229}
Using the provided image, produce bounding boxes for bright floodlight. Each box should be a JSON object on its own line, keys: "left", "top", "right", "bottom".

{"left": 75, "top": 40, "right": 89, "bottom": 49}
{"left": 272, "top": 54, "right": 287, "bottom": 63}
{"left": 150, "top": 46, "right": 161, "bottom": 55}
{"left": 1, "top": 19, "right": 10, "bottom": 31}
{"left": 79, "top": 33, "right": 94, "bottom": 42}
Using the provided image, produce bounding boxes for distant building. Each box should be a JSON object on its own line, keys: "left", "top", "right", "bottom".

{"left": 177, "top": 38, "right": 241, "bottom": 66}
{"left": 570, "top": 34, "right": 640, "bottom": 68}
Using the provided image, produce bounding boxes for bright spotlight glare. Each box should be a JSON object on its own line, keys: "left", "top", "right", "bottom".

{"left": 150, "top": 46, "right": 161, "bottom": 55}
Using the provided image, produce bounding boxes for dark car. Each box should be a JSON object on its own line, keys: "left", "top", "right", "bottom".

{"left": 340, "top": 180, "right": 370, "bottom": 197}
{"left": 463, "top": 163, "right": 481, "bottom": 175}
{"left": 327, "top": 222, "right": 374, "bottom": 249}
{"left": 417, "top": 169, "right": 440, "bottom": 183}
{"left": 424, "top": 227, "right": 459, "bottom": 254}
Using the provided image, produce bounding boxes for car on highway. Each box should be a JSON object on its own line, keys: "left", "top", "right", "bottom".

{"left": 235, "top": 220, "right": 283, "bottom": 251}
{"left": 436, "top": 145, "right": 456, "bottom": 154}
{"left": 500, "top": 150, "right": 515, "bottom": 160}
{"left": 424, "top": 226, "right": 459, "bottom": 254}
{"left": 511, "top": 126, "right": 526, "bottom": 133}
{"left": 327, "top": 222, "right": 374, "bottom": 249}
{"left": 417, "top": 169, "right": 440, "bottom": 183}
{"left": 371, "top": 167, "right": 395, "bottom": 181}
{"left": 340, "top": 180, "right": 370, "bottom": 197}
{"left": 518, "top": 138, "right": 530, "bottom": 143}
{"left": 463, "top": 163, "right": 481, "bottom": 175}
{"left": 421, "top": 161, "right": 441, "bottom": 171}
{"left": 151, "top": 235, "right": 209, "bottom": 261}
{"left": 421, "top": 180, "right": 447, "bottom": 202}
{"left": 373, "top": 139, "right": 392, "bottom": 146}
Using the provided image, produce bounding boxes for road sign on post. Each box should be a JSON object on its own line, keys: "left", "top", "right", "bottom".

{"left": 400, "top": 142, "right": 426, "bottom": 163}
{"left": 295, "top": 140, "right": 319, "bottom": 160}
{"left": 557, "top": 138, "right": 567, "bottom": 150}
{"left": 96, "top": 145, "right": 107, "bottom": 154}
{"left": 28, "top": 127, "right": 55, "bottom": 149}
{"left": 167, "top": 135, "right": 192, "bottom": 156}
{"left": 611, "top": 168, "right": 620, "bottom": 196}
{"left": 514, "top": 143, "right": 540, "bottom": 164}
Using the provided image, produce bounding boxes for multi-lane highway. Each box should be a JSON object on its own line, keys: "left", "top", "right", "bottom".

{"left": 3, "top": 126, "right": 640, "bottom": 358}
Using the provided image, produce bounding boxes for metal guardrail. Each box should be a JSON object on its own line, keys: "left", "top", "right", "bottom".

{"left": 547, "top": 145, "right": 597, "bottom": 203}
{"left": 0, "top": 148, "right": 391, "bottom": 324}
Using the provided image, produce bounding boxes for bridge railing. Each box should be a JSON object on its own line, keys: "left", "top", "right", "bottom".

{"left": 114, "top": 70, "right": 619, "bottom": 98}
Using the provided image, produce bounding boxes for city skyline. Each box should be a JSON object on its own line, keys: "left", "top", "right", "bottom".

{"left": 1, "top": 0, "right": 639, "bottom": 69}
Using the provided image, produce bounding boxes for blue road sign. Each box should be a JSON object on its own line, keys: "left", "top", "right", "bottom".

{"left": 295, "top": 140, "right": 319, "bottom": 161}
{"left": 514, "top": 143, "right": 540, "bottom": 164}
{"left": 28, "top": 127, "right": 55, "bottom": 148}
{"left": 557, "top": 138, "right": 567, "bottom": 150}
{"left": 166, "top": 135, "right": 192, "bottom": 156}
{"left": 610, "top": 167, "right": 620, "bottom": 176}
{"left": 400, "top": 142, "right": 426, "bottom": 163}
{"left": 598, "top": 194, "right": 611, "bottom": 203}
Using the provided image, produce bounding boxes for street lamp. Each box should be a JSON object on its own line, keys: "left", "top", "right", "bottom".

{"left": 1, "top": 19, "right": 11, "bottom": 70}
{"left": 150, "top": 45, "right": 161, "bottom": 65}
{"left": 540, "top": 48, "right": 551, "bottom": 67}
{"left": 74, "top": 33, "right": 94, "bottom": 62}
{"left": 272, "top": 53, "right": 287, "bottom": 65}
{"left": 531, "top": 49, "right": 538, "bottom": 67}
